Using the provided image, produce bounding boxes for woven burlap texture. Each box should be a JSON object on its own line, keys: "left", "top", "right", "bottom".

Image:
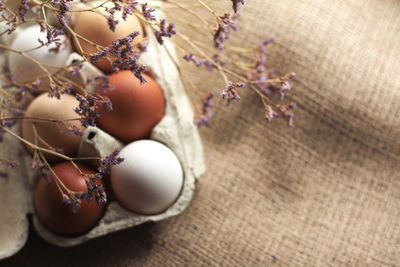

{"left": 2, "top": 0, "right": 400, "bottom": 266}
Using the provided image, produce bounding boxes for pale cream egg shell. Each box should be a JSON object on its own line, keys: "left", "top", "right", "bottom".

{"left": 21, "top": 93, "right": 85, "bottom": 163}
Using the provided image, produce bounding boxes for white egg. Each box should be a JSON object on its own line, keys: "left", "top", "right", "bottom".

{"left": 111, "top": 140, "right": 184, "bottom": 215}
{"left": 8, "top": 24, "right": 72, "bottom": 87}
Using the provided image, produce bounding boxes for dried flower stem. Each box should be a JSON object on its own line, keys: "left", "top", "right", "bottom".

{"left": 164, "top": 0, "right": 215, "bottom": 28}
{"left": 1, "top": 126, "right": 98, "bottom": 161}
{"left": 0, "top": 43, "right": 53, "bottom": 82}
{"left": 196, "top": 0, "right": 219, "bottom": 18}
{"left": 177, "top": 32, "right": 228, "bottom": 83}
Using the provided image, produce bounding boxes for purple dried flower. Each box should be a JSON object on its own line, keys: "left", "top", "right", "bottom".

{"left": 0, "top": 108, "right": 22, "bottom": 128}
{"left": 14, "top": 86, "right": 27, "bottom": 101}
{"left": 260, "top": 37, "right": 274, "bottom": 55}
{"left": 136, "top": 39, "right": 148, "bottom": 53}
{"left": 89, "top": 32, "right": 147, "bottom": 82}
{"left": 195, "top": 93, "right": 216, "bottom": 127}
{"left": 221, "top": 81, "right": 244, "bottom": 105}
{"left": 4, "top": 68, "right": 16, "bottom": 84}
{"left": 2, "top": 12, "right": 17, "bottom": 34}
{"left": 67, "top": 125, "right": 83, "bottom": 136}
{"left": 212, "top": 54, "right": 227, "bottom": 68}
{"left": 31, "top": 79, "right": 42, "bottom": 90}
{"left": 63, "top": 194, "right": 82, "bottom": 213}
{"left": 62, "top": 194, "right": 72, "bottom": 205}
{"left": 231, "top": 0, "right": 245, "bottom": 13}
{"left": 264, "top": 104, "right": 278, "bottom": 123}
{"left": 276, "top": 102, "right": 297, "bottom": 127}
{"left": 79, "top": 190, "right": 92, "bottom": 202}
{"left": 37, "top": 24, "right": 66, "bottom": 51}
{"left": 83, "top": 173, "right": 106, "bottom": 205}
{"left": 154, "top": 19, "right": 176, "bottom": 45}
{"left": 90, "top": 173, "right": 102, "bottom": 182}
{"left": 60, "top": 0, "right": 71, "bottom": 12}
{"left": 141, "top": 3, "right": 156, "bottom": 21}
{"left": 183, "top": 53, "right": 225, "bottom": 72}
{"left": 17, "top": 0, "right": 29, "bottom": 22}
{"left": 32, "top": 159, "right": 51, "bottom": 182}
{"left": 111, "top": 32, "right": 139, "bottom": 57}
{"left": 248, "top": 38, "right": 294, "bottom": 97}
{"left": 122, "top": 0, "right": 138, "bottom": 20}
{"left": 57, "top": 14, "right": 68, "bottom": 26}
{"left": 90, "top": 47, "right": 110, "bottom": 63}
{"left": 69, "top": 63, "right": 83, "bottom": 76}
{"left": 48, "top": 82, "right": 72, "bottom": 99}
{"left": 183, "top": 53, "right": 209, "bottom": 69}
{"left": 82, "top": 175, "right": 107, "bottom": 205}
{"left": 110, "top": 1, "right": 122, "bottom": 11}
{"left": 50, "top": 0, "right": 71, "bottom": 26}
{"left": 0, "top": 158, "right": 20, "bottom": 168}
{"left": 183, "top": 53, "right": 202, "bottom": 67}
{"left": 271, "top": 72, "right": 297, "bottom": 99}
{"left": 92, "top": 75, "right": 113, "bottom": 95}
{"left": 107, "top": 14, "right": 119, "bottom": 32}
{"left": 31, "top": 5, "right": 42, "bottom": 18}
{"left": 98, "top": 149, "right": 124, "bottom": 175}
{"left": 7, "top": 160, "right": 20, "bottom": 168}
{"left": 213, "top": 13, "right": 239, "bottom": 53}
{"left": 93, "top": 183, "right": 107, "bottom": 205}
{"left": 74, "top": 94, "right": 112, "bottom": 128}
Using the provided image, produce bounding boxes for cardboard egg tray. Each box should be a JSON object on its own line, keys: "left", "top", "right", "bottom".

{"left": 0, "top": 1, "right": 205, "bottom": 259}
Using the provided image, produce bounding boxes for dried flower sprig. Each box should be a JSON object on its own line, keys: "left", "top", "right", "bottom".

{"left": 154, "top": 18, "right": 176, "bottom": 45}
{"left": 221, "top": 81, "right": 243, "bottom": 105}
{"left": 213, "top": 13, "right": 238, "bottom": 53}
{"left": 74, "top": 93, "right": 112, "bottom": 128}
{"left": 98, "top": 149, "right": 124, "bottom": 175}
{"left": 194, "top": 92, "right": 215, "bottom": 127}
{"left": 167, "top": 0, "right": 297, "bottom": 127}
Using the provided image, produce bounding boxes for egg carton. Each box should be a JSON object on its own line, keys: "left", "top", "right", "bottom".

{"left": 0, "top": 1, "right": 205, "bottom": 259}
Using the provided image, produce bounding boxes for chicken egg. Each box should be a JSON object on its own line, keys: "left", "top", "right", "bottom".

{"left": 21, "top": 93, "right": 84, "bottom": 163}
{"left": 34, "top": 162, "right": 106, "bottom": 236}
{"left": 111, "top": 140, "right": 183, "bottom": 215}
{"left": 8, "top": 24, "right": 72, "bottom": 91}
{"left": 96, "top": 71, "right": 165, "bottom": 142}
{"left": 72, "top": 9, "right": 144, "bottom": 73}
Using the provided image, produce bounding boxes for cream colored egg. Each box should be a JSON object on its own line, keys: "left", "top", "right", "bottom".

{"left": 111, "top": 140, "right": 183, "bottom": 215}
{"left": 8, "top": 24, "right": 72, "bottom": 91}
{"left": 72, "top": 9, "right": 144, "bottom": 73}
{"left": 21, "top": 93, "right": 84, "bottom": 163}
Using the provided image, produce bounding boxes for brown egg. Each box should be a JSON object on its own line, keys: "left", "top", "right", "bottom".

{"left": 34, "top": 162, "right": 105, "bottom": 236}
{"left": 96, "top": 71, "right": 165, "bottom": 142}
{"left": 21, "top": 93, "right": 84, "bottom": 163}
{"left": 72, "top": 9, "right": 144, "bottom": 73}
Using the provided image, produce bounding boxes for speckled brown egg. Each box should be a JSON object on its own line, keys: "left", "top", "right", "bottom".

{"left": 21, "top": 93, "right": 84, "bottom": 163}
{"left": 72, "top": 9, "right": 144, "bottom": 73}
{"left": 34, "top": 162, "right": 106, "bottom": 236}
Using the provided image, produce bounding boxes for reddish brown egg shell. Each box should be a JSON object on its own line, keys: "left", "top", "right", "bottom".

{"left": 34, "top": 162, "right": 106, "bottom": 236}
{"left": 97, "top": 71, "right": 165, "bottom": 142}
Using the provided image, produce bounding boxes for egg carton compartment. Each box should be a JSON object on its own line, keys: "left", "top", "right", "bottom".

{"left": 0, "top": 1, "right": 205, "bottom": 258}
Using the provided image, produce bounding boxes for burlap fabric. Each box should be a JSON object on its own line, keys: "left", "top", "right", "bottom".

{"left": 2, "top": 0, "right": 400, "bottom": 266}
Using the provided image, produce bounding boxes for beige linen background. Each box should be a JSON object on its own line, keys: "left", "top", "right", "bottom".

{"left": 2, "top": 0, "right": 400, "bottom": 266}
